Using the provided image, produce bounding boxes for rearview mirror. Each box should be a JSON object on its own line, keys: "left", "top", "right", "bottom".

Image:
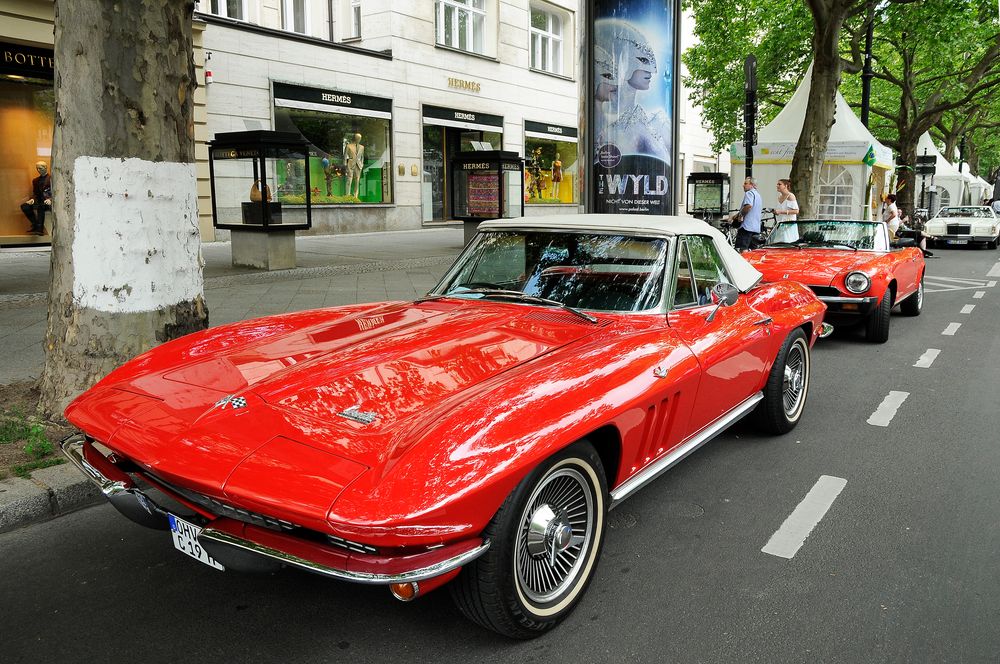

{"left": 706, "top": 283, "right": 739, "bottom": 322}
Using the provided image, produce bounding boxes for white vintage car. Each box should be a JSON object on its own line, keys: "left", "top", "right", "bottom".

{"left": 925, "top": 206, "right": 1000, "bottom": 249}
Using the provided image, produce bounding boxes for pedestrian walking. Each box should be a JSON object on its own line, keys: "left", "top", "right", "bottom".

{"left": 730, "top": 177, "right": 762, "bottom": 251}
{"left": 774, "top": 179, "right": 798, "bottom": 222}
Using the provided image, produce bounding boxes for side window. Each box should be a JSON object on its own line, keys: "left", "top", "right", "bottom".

{"left": 672, "top": 238, "right": 698, "bottom": 308}
{"left": 686, "top": 235, "right": 733, "bottom": 305}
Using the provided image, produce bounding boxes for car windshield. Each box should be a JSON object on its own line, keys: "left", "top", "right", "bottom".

{"left": 433, "top": 231, "right": 668, "bottom": 312}
{"left": 767, "top": 220, "right": 884, "bottom": 250}
{"left": 936, "top": 207, "right": 993, "bottom": 218}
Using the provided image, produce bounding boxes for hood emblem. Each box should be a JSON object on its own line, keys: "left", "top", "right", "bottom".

{"left": 338, "top": 405, "right": 379, "bottom": 425}
{"left": 214, "top": 395, "right": 247, "bottom": 410}
{"left": 653, "top": 367, "right": 668, "bottom": 379}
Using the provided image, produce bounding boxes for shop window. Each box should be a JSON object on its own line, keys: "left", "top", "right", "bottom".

{"left": 283, "top": 0, "right": 308, "bottom": 34}
{"left": 437, "top": 0, "right": 486, "bottom": 54}
{"left": 524, "top": 132, "right": 577, "bottom": 205}
{"left": 530, "top": 4, "right": 564, "bottom": 75}
{"left": 817, "top": 164, "right": 854, "bottom": 220}
{"left": 199, "top": 0, "right": 246, "bottom": 20}
{"left": 0, "top": 79, "right": 54, "bottom": 239}
{"left": 274, "top": 93, "right": 392, "bottom": 205}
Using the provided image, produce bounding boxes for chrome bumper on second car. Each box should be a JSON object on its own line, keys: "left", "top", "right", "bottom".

{"left": 817, "top": 295, "right": 878, "bottom": 315}
{"left": 60, "top": 434, "right": 490, "bottom": 584}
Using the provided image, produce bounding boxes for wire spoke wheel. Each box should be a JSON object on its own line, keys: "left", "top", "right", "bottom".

{"left": 782, "top": 341, "right": 806, "bottom": 418}
{"left": 514, "top": 468, "right": 595, "bottom": 604}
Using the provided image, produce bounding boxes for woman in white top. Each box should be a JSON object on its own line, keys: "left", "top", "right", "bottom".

{"left": 775, "top": 179, "right": 798, "bottom": 221}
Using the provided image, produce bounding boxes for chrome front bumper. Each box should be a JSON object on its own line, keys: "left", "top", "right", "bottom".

{"left": 60, "top": 434, "right": 490, "bottom": 584}
{"left": 817, "top": 295, "right": 878, "bottom": 315}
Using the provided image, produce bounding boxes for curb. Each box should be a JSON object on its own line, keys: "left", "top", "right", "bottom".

{"left": 0, "top": 463, "right": 103, "bottom": 534}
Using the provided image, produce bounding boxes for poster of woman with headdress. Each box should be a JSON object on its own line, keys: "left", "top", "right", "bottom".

{"left": 591, "top": 0, "right": 677, "bottom": 214}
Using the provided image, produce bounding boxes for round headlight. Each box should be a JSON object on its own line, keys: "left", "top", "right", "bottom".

{"left": 844, "top": 271, "right": 871, "bottom": 294}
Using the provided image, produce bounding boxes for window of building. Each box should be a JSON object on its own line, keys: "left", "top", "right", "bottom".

{"left": 283, "top": 0, "right": 308, "bottom": 34}
{"left": 530, "top": 5, "right": 563, "bottom": 75}
{"left": 524, "top": 122, "right": 578, "bottom": 205}
{"left": 200, "top": 0, "right": 246, "bottom": 20}
{"left": 437, "top": 0, "right": 486, "bottom": 54}
{"left": 350, "top": 0, "right": 362, "bottom": 38}
{"left": 817, "top": 164, "right": 854, "bottom": 220}
{"left": 273, "top": 84, "right": 393, "bottom": 205}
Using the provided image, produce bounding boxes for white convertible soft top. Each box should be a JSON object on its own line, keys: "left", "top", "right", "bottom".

{"left": 478, "top": 214, "right": 764, "bottom": 292}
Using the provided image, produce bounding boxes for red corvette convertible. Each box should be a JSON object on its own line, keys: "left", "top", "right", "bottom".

{"left": 62, "top": 215, "right": 825, "bottom": 638}
{"left": 743, "top": 219, "right": 925, "bottom": 343}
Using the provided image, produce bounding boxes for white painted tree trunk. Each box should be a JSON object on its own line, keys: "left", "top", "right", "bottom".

{"left": 40, "top": 0, "right": 208, "bottom": 416}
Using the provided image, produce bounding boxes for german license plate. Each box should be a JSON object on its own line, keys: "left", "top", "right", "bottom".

{"left": 169, "top": 514, "right": 224, "bottom": 571}
{"left": 948, "top": 239, "right": 968, "bottom": 245}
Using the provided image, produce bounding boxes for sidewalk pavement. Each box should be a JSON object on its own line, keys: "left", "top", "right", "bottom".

{"left": 0, "top": 227, "right": 467, "bottom": 533}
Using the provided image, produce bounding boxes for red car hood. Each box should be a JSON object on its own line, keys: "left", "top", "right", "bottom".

{"left": 743, "top": 249, "right": 872, "bottom": 287}
{"left": 74, "top": 301, "right": 599, "bottom": 512}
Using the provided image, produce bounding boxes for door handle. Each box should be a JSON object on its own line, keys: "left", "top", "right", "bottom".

{"left": 753, "top": 317, "right": 773, "bottom": 326}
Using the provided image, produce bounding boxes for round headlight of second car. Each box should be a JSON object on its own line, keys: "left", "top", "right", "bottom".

{"left": 845, "top": 271, "right": 871, "bottom": 294}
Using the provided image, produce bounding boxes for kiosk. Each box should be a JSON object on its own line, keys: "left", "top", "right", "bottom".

{"left": 686, "top": 172, "right": 730, "bottom": 229}
{"left": 208, "top": 131, "right": 312, "bottom": 270}
{"left": 450, "top": 151, "right": 524, "bottom": 244}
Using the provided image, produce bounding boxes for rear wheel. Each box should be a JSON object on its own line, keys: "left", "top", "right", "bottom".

{"left": 754, "top": 328, "right": 810, "bottom": 434}
{"left": 900, "top": 277, "right": 923, "bottom": 316}
{"left": 450, "top": 441, "right": 607, "bottom": 639}
{"left": 865, "top": 290, "right": 892, "bottom": 343}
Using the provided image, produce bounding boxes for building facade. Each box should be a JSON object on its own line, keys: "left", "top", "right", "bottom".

{"left": 1, "top": 0, "right": 727, "bottom": 247}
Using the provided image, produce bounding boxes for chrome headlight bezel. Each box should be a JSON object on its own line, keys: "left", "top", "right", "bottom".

{"left": 844, "top": 271, "right": 871, "bottom": 294}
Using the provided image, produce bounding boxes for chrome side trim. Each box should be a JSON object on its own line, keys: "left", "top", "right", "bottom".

{"left": 60, "top": 434, "right": 131, "bottom": 496}
{"left": 817, "top": 296, "right": 878, "bottom": 305}
{"left": 609, "top": 392, "right": 764, "bottom": 507}
{"left": 198, "top": 528, "right": 491, "bottom": 585}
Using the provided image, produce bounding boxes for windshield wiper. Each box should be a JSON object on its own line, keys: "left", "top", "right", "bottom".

{"left": 765, "top": 242, "right": 803, "bottom": 249}
{"left": 806, "top": 240, "right": 858, "bottom": 251}
{"left": 419, "top": 288, "right": 599, "bottom": 324}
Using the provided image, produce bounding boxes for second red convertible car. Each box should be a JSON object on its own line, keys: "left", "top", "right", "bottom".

{"left": 62, "top": 215, "right": 825, "bottom": 638}
{"left": 743, "top": 219, "right": 925, "bottom": 343}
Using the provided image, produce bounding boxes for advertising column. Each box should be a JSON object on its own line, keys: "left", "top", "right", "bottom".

{"left": 589, "top": 0, "right": 678, "bottom": 214}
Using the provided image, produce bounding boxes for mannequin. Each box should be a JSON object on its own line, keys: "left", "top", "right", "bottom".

{"left": 344, "top": 133, "right": 365, "bottom": 198}
{"left": 21, "top": 161, "right": 51, "bottom": 236}
{"left": 551, "top": 152, "right": 563, "bottom": 200}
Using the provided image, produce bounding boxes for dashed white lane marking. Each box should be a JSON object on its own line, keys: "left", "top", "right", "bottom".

{"left": 761, "top": 476, "right": 848, "bottom": 560}
{"left": 943, "top": 323, "right": 962, "bottom": 336}
{"left": 961, "top": 304, "right": 976, "bottom": 314}
{"left": 987, "top": 262, "right": 1000, "bottom": 278}
{"left": 914, "top": 349, "right": 941, "bottom": 368}
{"left": 867, "top": 391, "right": 910, "bottom": 427}
{"left": 973, "top": 291, "right": 985, "bottom": 299}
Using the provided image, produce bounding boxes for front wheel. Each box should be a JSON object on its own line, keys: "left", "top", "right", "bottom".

{"left": 450, "top": 441, "right": 608, "bottom": 639}
{"left": 865, "top": 290, "right": 892, "bottom": 343}
{"left": 754, "top": 328, "right": 810, "bottom": 434}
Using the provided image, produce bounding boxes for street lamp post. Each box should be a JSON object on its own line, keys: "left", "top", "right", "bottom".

{"left": 860, "top": 16, "right": 874, "bottom": 127}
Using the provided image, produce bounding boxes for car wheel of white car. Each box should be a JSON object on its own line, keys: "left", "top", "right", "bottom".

{"left": 865, "top": 290, "right": 892, "bottom": 343}
{"left": 754, "top": 328, "right": 810, "bottom": 434}
{"left": 451, "top": 441, "right": 607, "bottom": 639}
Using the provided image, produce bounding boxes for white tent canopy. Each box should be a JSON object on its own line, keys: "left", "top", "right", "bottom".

{"left": 731, "top": 63, "right": 893, "bottom": 220}
{"left": 914, "top": 132, "right": 969, "bottom": 211}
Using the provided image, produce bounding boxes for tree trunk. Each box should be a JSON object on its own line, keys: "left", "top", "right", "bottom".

{"left": 896, "top": 136, "right": 918, "bottom": 217}
{"left": 40, "top": 1, "right": 208, "bottom": 417}
{"left": 790, "top": 8, "right": 846, "bottom": 218}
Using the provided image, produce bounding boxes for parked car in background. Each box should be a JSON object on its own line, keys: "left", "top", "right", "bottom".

{"left": 925, "top": 206, "right": 1000, "bottom": 249}
{"left": 743, "top": 219, "right": 925, "bottom": 343}
{"left": 61, "top": 215, "right": 826, "bottom": 639}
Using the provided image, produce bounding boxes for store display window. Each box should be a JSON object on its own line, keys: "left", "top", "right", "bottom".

{"left": 523, "top": 121, "right": 577, "bottom": 205}
{"left": 273, "top": 82, "right": 392, "bottom": 205}
{"left": 1, "top": 42, "right": 54, "bottom": 242}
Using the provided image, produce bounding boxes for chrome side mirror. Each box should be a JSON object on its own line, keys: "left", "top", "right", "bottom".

{"left": 706, "top": 283, "right": 740, "bottom": 322}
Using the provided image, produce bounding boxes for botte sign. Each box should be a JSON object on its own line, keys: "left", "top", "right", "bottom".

{"left": 589, "top": 0, "right": 679, "bottom": 214}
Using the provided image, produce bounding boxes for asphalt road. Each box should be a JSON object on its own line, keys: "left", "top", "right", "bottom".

{"left": 3, "top": 245, "right": 999, "bottom": 663}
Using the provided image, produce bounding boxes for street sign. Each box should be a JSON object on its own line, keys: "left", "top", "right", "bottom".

{"left": 915, "top": 155, "right": 936, "bottom": 175}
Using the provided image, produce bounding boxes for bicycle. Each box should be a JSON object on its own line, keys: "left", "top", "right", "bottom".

{"left": 722, "top": 208, "right": 777, "bottom": 250}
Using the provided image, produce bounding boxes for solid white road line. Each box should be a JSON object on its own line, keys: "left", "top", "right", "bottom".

{"left": 989, "top": 280, "right": 998, "bottom": 287}
{"left": 867, "top": 391, "right": 910, "bottom": 427}
{"left": 973, "top": 291, "right": 985, "bottom": 299}
{"left": 943, "top": 323, "right": 962, "bottom": 336}
{"left": 914, "top": 349, "right": 941, "bottom": 368}
{"left": 987, "top": 263, "right": 1000, "bottom": 278}
{"left": 961, "top": 304, "right": 976, "bottom": 314}
{"left": 927, "top": 276, "right": 989, "bottom": 285}
{"left": 761, "top": 476, "right": 848, "bottom": 560}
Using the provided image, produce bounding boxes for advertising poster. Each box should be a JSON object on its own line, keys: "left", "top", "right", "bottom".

{"left": 591, "top": 0, "right": 677, "bottom": 214}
